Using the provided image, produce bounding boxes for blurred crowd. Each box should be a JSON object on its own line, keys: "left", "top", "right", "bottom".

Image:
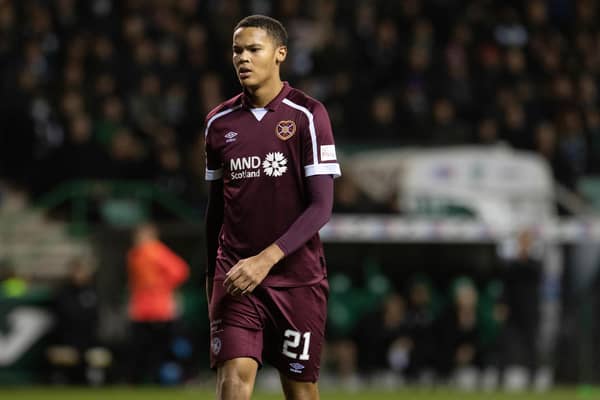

{"left": 324, "top": 230, "right": 544, "bottom": 389}
{"left": 0, "top": 225, "right": 544, "bottom": 388}
{"left": 1, "top": 0, "right": 600, "bottom": 211}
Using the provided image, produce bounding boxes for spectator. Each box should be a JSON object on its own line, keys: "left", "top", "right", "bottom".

{"left": 502, "top": 230, "right": 542, "bottom": 377}
{"left": 501, "top": 101, "right": 529, "bottom": 150}
{"left": 0, "top": 262, "right": 28, "bottom": 298}
{"left": 47, "top": 257, "right": 110, "bottom": 385}
{"left": 354, "top": 292, "right": 412, "bottom": 379}
{"left": 368, "top": 92, "right": 399, "bottom": 141}
{"left": 94, "top": 96, "right": 126, "bottom": 149}
{"left": 429, "top": 98, "right": 469, "bottom": 146}
{"left": 126, "top": 222, "right": 189, "bottom": 384}
{"left": 405, "top": 275, "right": 438, "bottom": 379}
{"left": 434, "top": 277, "right": 483, "bottom": 379}
{"left": 556, "top": 108, "right": 587, "bottom": 182}
{"left": 154, "top": 145, "right": 189, "bottom": 203}
{"left": 106, "top": 128, "right": 149, "bottom": 179}
{"left": 534, "top": 120, "right": 577, "bottom": 191}
{"left": 476, "top": 116, "right": 502, "bottom": 146}
{"left": 585, "top": 110, "right": 600, "bottom": 173}
{"left": 478, "top": 279, "right": 510, "bottom": 373}
{"left": 60, "top": 113, "right": 109, "bottom": 180}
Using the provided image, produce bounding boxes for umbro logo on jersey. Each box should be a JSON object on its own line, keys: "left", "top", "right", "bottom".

{"left": 276, "top": 120, "right": 296, "bottom": 141}
{"left": 224, "top": 131, "right": 238, "bottom": 143}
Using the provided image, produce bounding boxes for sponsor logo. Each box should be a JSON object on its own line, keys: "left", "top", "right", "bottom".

{"left": 229, "top": 153, "right": 288, "bottom": 180}
{"left": 230, "top": 156, "right": 262, "bottom": 180}
{"left": 320, "top": 145, "right": 337, "bottom": 161}
{"left": 211, "top": 337, "right": 222, "bottom": 355}
{"left": 230, "top": 156, "right": 262, "bottom": 170}
{"left": 224, "top": 131, "right": 238, "bottom": 143}
{"left": 263, "top": 152, "right": 288, "bottom": 177}
{"left": 289, "top": 362, "right": 305, "bottom": 374}
{"left": 276, "top": 120, "right": 296, "bottom": 141}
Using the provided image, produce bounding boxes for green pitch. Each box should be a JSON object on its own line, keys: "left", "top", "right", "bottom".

{"left": 0, "top": 387, "right": 591, "bottom": 400}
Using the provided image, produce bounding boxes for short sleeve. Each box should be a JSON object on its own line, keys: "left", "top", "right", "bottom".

{"left": 204, "top": 120, "right": 223, "bottom": 181}
{"left": 302, "top": 102, "right": 342, "bottom": 178}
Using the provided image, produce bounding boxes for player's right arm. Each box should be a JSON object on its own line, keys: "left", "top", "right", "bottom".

{"left": 205, "top": 179, "right": 223, "bottom": 303}
{"left": 204, "top": 109, "right": 225, "bottom": 304}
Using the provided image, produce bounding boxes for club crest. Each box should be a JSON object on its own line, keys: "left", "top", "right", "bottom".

{"left": 276, "top": 120, "right": 296, "bottom": 141}
{"left": 211, "top": 337, "right": 222, "bottom": 355}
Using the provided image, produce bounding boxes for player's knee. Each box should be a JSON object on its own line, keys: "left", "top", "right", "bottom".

{"left": 281, "top": 380, "right": 319, "bottom": 400}
{"left": 217, "top": 374, "right": 252, "bottom": 400}
{"left": 217, "top": 365, "right": 255, "bottom": 400}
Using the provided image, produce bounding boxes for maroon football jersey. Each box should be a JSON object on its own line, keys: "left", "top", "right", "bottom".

{"left": 205, "top": 82, "right": 341, "bottom": 287}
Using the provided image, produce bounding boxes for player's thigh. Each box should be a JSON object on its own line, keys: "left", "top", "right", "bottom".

{"left": 210, "top": 279, "right": 265, "bottom": 368}
{"left": 265, "top": 279, "right": 328, "bottom": 382}
{"left": 280, "top": 375, "right": 319, "bottom": 400}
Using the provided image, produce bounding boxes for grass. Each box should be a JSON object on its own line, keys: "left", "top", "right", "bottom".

{"left": 0, "top": 386, "right": 591, "bottom": 400}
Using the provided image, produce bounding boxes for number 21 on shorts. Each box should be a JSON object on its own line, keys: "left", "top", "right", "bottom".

{"left": 282, "top": 329, "right": 311, "bottom": 360}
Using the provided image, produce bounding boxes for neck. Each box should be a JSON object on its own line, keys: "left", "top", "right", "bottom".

{"left": 245, "top": 79, "right": 284, "bottom": 108}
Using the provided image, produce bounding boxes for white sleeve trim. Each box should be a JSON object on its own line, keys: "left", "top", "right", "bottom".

{"left": 205, "top": 169, "right": 223, "bottom": 181}
{"left": 204, "top": 105, "right": 242, "bottom": 137}
{"left": 305, "top": 163, "right": 341, "bottom": 178}
{"left": 204, "top": 105, "right": 241, "bottom": 182}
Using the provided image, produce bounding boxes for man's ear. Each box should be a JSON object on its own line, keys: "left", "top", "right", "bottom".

{"left": 276, "top": 46, "right": 287, "bottom": 65}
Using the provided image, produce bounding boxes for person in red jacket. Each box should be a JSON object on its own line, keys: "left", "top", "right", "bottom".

{"left": 126, "top": 222, "right": 189, "bottom": 383}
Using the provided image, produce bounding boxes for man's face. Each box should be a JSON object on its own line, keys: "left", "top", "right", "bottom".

{"left": 232, "top": 27, "right": 286, "bottom": 90}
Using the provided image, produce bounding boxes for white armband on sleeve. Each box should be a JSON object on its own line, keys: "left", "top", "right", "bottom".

{"left": 205, "top": 168, "right": 223, "bottom": 180}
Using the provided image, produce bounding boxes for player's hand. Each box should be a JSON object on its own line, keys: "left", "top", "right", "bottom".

{"left": 223, "top": 255, "right": 270, "bottom": 296}
{"left": 224, "top": 244, "right": 284, "bottom": 296}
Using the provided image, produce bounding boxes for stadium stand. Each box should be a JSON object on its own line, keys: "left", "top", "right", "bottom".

{"left": 1, "top": 0, "right": 600, "bottom": 389}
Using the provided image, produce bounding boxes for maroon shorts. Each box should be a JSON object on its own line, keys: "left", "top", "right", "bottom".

{"left": 209, "top": 278, "right": 328, "bottom": 382}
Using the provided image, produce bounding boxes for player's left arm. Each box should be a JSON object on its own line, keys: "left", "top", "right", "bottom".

{"left": 273, "top": 175, "right": 333, "bottom": 256}
{"left": 224, "top": 175, "right": 333, "bottom": 295}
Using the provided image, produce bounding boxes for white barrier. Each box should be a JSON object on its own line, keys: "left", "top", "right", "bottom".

{"left": 320, "top": 215, "right": 600, "bottom": 243}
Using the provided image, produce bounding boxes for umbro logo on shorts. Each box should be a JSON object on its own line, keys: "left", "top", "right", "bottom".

{"left": 289, "top": 362, "right": 305, "bottom": 374}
